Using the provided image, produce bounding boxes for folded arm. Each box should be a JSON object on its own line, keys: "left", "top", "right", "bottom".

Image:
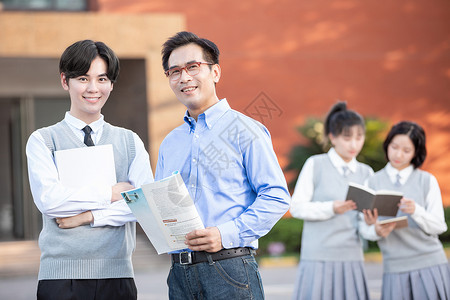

{"left": 27, "top": 131, "right": 153, "bottom": 227}
{"left": 26, "top": 131, "right": 114, "bottom": 218}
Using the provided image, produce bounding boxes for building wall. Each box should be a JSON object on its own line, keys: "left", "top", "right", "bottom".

{"left": 0, "top": 12, "right": 185, "bottom": 239}
{"left": 0, "top": 12, "right": 186, "bottom": 165}
{"left": 98, "top": 0, "right": 450, "bottom": 205}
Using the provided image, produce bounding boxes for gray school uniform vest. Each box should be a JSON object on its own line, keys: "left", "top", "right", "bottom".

{"left": 300, "top": 154, "right": 373, "bottom": 261}
{"left": 368, "top": 168, "right": 447, "bottom": 273}
{"left": 36, "top": 120, "right": 136, "bottom": 280}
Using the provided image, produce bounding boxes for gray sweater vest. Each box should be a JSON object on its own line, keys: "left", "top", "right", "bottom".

{"left": 37, "top": 120, "right": 136, "bottom": 280}
{"left": 368, "top": 168, "right": 447, "bottom": 273}
{"left": 300, "top": 154, "right": 373, "bottom": 261}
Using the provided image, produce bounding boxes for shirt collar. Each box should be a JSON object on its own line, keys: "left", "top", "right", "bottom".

{"left": 183, "top": 99, "right": 231, "bottom": 132}
{"left": 385, "top": 162, "right": 413, "bottom": 184}
{"left": 327, "top": 147, "right": 358, "bottom": 173}
{"left": 183, "top": 112, "right": 196, "bottom": 133}
{"left": 64, "top": 112, "right": 104, "bottom": 133}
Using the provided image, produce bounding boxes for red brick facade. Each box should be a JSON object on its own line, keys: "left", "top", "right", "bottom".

{"left": 99, "top": 0, "right": 450, "bottom": 205}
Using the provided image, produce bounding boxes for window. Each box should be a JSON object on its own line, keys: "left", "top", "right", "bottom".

{"left": 1, "top": 0, "right": 87, "bottom": 11}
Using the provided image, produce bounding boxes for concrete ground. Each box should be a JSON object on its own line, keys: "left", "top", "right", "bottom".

{"left": 0, "top": 236, "right": 386, "bottom": 300}
{"left": 0, "top": 262, "right": 384, "bottom": 300}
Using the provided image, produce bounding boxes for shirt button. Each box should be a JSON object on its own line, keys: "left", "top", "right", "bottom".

{"left": 229, "top": 242, "right": 233, "bottom": 246}
{"left": 195, "top": 134, "right": 199, "bottom": 139}
{"left": 191, "top": 184, "right": 195, "bottom": 188}
{"left": 192, "top": 158, "right": 196, "bottom": 163}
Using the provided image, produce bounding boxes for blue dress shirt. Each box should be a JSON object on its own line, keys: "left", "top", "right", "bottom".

{"left": 155, "top": 99, "right": 290, "bottom": 250}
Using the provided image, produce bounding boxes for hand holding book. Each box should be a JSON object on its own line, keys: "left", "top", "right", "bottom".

{"left": 399, "top": 198, "right": 416, "bottom": 215}
{"left": 346, "top": 182, "right": 402, "bottom": 216}
{"left": 362, "top": 208, "right": 378, "bottom": 225}
{"left": 333, "top": 200, "right": 357, "bottom": 214}
{"left": 374, "top": 220, "right": 397, "bottom": 237}
{"left": 377, "top": 216, "right": 408, "bottom": 229}
{"left": 363, "top": 207, "right": 409, "bottom": 236}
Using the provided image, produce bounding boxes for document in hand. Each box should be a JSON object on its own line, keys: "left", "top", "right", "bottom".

{"left": 346, "top": 182, "right": 403, "bottom": 216}
{"left": 54, "top": 144, "right": 117, "bottom": 188}
{"left": 121, "top": 173, "right": 205, "bottom": 254}
{"left": 377, "top": 216, "right": 408, "bottom": 229}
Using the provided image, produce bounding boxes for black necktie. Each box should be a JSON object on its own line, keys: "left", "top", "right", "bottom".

{"left": 82, "top": 125, "right": 94, "bottom": 146}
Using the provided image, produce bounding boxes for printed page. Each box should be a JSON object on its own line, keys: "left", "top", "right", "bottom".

{"left": 54, "top": 144, "right": 116, "bottom": 187}
{"left": 122, "top": 188, "right": 167, "bottom": 253}
{"left": 122, "top": 173, "right": 204, "bottom": 254}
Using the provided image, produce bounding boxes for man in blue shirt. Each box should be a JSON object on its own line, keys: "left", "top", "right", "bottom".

{"left": 157, "top": 31, "right": 290, "bottom": 300}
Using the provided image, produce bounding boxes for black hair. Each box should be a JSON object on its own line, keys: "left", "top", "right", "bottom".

{"left": 59, "top": 40, "right": 120, "bottom": 83}
{"left": 161, "top": 31, "right": 220, "bottom": 71}
{"left": 324, "top": 101, "right": 365, "bottom": 138}
{"left": 383, "top": 121, "right": 426, "bottom": 168}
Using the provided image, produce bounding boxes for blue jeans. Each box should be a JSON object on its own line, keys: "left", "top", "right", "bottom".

{"left": 167, "top": 254, "right": 264, "bottom": 300}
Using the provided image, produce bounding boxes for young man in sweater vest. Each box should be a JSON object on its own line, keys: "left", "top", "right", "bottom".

{"left": 26, "top": 40, "right": 153, "bottom": 300}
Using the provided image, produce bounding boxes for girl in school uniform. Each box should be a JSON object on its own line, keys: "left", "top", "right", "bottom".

{"left": 362, "top": 121, "right": 449, "bottom": 300}
{"left": 290, "top": 101, "right": 373, "bottom": 300}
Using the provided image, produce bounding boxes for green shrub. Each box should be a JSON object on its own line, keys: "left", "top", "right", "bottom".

{"left": 440, "top": 206, "right": 450, "bottom": 243}
{"left": 258, "top": 217, "right": 303, "bottom": 256}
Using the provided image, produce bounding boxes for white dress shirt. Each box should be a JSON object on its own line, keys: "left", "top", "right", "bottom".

{"left": 26, "top": 112, "right": 154, "bottom": 227}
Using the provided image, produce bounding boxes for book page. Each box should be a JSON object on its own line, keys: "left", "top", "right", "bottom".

{"left": 377, "top": 216, "right": 408, "bottom": 229}
{"left": 375, "top": 190, "right": 403, "bottom": 196}
{"left": 122, "top": 173, "right": 204, "bottom": 254}
{"left": 55, "top": 144, "right": 116, "bottom": 187}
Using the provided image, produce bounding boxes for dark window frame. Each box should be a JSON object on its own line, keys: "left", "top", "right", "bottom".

{"left": 1, "top": 0, "right": 89, "bottom": 11}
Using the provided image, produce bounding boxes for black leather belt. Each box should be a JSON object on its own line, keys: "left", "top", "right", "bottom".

{"left": 171, "top": 247, "right": 255, "bottom": 265}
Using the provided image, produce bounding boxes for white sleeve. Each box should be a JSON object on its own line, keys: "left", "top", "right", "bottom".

{"left": 26, "top": 131, "right": 111, "bottom": 218}
{"left": 410, "top": 174, "right": 447, "bottom": 235}
{"left": 91, "top": 132, "right": 154, "bottom": 227}
{"left": 358, "top": 212, "right": 382, "bottom": 241}
{"left": 289, "top": 157, "right": 335, "bottom": 221}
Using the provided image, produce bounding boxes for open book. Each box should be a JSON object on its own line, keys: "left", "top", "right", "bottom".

{"left": 121, "top": 172, "right": 204, "bottom": 254}
{"left": 377, "top": 216, "right": 408, "bottom": 229}
{"left": 346, "top": 182, "right": 403, "bottom": 216}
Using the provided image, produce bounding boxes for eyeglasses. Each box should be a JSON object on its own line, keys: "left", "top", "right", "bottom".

{"left": 165, "top": 62, "right": 214, "bottom": 81}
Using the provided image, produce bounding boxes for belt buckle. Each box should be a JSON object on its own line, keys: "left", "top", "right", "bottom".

{"left": 179, "top": 251, "right": 192, "bottom": 265}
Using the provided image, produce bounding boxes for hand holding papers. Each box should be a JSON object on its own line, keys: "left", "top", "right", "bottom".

{"left": 122, "top": 173, "right": 205, "bottom": 254}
